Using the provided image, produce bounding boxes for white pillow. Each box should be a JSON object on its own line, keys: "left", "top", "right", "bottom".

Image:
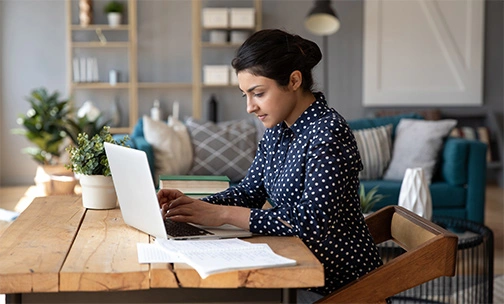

{"left": 353, "top": 124, "right": 393, "bottom": 180}
{"left": 142, "top": 116, "right": 193, "bottom": 180}
{"left": 383, "top": 119, "right": 457, "bottom": 183}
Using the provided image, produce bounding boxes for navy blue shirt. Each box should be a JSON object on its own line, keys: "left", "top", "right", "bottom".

{"left": 203, "top": 93, "right": 382, "bottom": 295}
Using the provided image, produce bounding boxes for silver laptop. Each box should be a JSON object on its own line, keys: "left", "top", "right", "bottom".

{"left": 104, "top": 142, "right": 252, "bottom": 240}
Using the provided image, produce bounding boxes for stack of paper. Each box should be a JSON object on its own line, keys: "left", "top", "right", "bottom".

{"left": 139, "top": 238, "right": 296, "bottom": 279}
{"left": 158, "top": 175, "right": 230, "bottom": 198}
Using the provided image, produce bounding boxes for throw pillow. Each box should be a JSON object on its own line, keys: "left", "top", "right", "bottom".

{"left": 142, "top": 116, "right": 193, "bottom": 180}
{"left": 185, "top": 118, "right": 257, "bottom": 182}
{"left": 383, "top": 119, "right": 457, "bottom": 183}
{"left": 353, "top": 124, "right": 393, "bottom": 180}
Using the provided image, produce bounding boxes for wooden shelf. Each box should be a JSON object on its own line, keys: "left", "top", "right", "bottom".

{"left": 138, "top": 82, "right": 192, "bottom": 89}
{"left": 71, "top": 42, "right": 130, "bottom": 48}
{"left": 72, "top": 82, "right": 130, "bottom": 89}
{"left": 201, "top": 42, "right": 242, "bottom": 48}
{"left": 202, "top": 84, "right": 238, "bottom": 88}
{"left": 71, "top": 25, "right": 130, "bottom": 31}
{"left": 202, "top": 27, "right": 255, "bottom": 31}
{"left": 110, "top": 127, "right": 132, "bottom": 134}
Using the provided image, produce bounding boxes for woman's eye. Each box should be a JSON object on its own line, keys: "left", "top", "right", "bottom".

{"left": 254, "top": 93, "right": 264, "bottom": 98}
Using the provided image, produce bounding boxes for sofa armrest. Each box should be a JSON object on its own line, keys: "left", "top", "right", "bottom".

{"left": 441, "top": 138, "right": 487, "bottom": 223}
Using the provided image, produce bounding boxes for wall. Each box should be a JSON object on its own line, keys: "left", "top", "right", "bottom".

{"left": 1, "top": 0, "right": 502, "bottom": 186}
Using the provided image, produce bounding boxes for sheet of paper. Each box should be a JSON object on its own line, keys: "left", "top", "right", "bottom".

{"left": 137, "top": 243, "right": 185, "bottom": 263}
{"left": 155, "top": 238, "right": 253, "bottom": 253}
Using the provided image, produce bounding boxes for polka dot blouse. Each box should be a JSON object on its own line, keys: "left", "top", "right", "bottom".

{"left": 202, "top": 93, "right": 383, "bottom": 295}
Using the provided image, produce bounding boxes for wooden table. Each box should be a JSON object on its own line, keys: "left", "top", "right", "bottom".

{"left": 0, "top": 196, "right": 324, "bottom": 303}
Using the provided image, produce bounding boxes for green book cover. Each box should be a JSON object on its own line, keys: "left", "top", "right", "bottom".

{"left": 158, "top": 175, "right": 230, "bottom": 182}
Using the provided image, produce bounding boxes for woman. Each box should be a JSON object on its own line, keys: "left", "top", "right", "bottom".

{"left": 158, "top": 29, "right": 382, "bottom": 302}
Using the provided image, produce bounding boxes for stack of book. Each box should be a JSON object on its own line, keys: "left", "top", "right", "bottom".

{"left": 158, "top": 175, "right": 230, "bottom": 198}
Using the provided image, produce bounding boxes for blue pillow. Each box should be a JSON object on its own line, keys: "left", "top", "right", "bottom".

{"left": 348, "top": 113, "right": 423, "bottom": 139}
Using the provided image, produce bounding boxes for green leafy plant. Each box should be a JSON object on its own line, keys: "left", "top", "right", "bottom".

{"left": 104, "top": 1, "right": 124, "bottom": 14}
{"left": 66, "top": 126, "right": 129, "bottom": 176}
{"left": 12, "top": 88, "right": 73, "bottom": 165}
{"left": 359, "top": 185, "right": 387, "bottom": 214}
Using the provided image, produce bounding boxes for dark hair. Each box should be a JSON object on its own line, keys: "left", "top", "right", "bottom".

{"left": 231, "top": 29, "right": 322, "bottom": 92}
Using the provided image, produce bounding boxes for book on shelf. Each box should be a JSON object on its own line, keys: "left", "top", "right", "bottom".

{"left": 155, "top": 238, "right": 297, "bottom": 279}
{"left": 158, "top": 175, "right": 230, "bottom": 195}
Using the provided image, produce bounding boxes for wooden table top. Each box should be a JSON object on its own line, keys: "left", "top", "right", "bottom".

{"left": 0, "top": 196, "right": 324, "bottom": 294}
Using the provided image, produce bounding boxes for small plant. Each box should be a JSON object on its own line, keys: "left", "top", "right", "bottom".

{"left": 359, "top": 185, "right": 387, "bottom": 214}
{"left": 12, "top": 88, "right": 73, "bottom": 165}
{"left": 66, "top": 126, "right": 129, "bottom": 176}
{"left": 104, "top": 1, "right": 124, "bottom": 14}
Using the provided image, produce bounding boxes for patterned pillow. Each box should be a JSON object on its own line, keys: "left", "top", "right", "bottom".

{"left": 185, "top": 118, "right": 257, "bottom": 182}
{"left": 353, "top": 124, "right": 393, "bottom": 180}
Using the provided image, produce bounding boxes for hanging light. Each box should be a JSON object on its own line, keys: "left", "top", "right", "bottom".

{"left": 304, "top": 0, "right": 340, "bottom": 36}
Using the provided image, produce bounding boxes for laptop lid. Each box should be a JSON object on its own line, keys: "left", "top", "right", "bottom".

{"left": 104, "top": 143, "right": 252, "bottom": 240}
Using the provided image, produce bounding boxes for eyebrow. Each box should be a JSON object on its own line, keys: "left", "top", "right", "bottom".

{"left": 240, "top": 85, "right": 263, "bottom": 93}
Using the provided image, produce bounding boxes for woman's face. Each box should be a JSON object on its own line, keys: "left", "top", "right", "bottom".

{"left": 238, "top": 71, "right": 298, "bottom": 128}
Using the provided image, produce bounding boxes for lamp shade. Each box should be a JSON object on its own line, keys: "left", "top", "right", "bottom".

{"left": 305, "top": 0, "right": 340, "bottom": 36}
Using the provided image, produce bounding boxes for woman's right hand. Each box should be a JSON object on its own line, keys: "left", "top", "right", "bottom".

{"left": 157, "top": 188, "right": 184, "bottom": 209}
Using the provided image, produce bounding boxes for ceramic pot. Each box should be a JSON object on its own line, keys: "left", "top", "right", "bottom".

{"left": 107, "top": 13, "right": 122, "bottom": 27}
{"left": 79, "top": 175, "right": 117, "bottom": 209}
{"left": 398, "top": 167, "right": 432, "bottom": 220}
{"left": 34, "top": 164, "right": 77, "bottom": 196}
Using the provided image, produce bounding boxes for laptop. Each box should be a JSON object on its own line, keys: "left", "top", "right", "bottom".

{"left": 104, "top": 142, "right": 252, "bottom": 240}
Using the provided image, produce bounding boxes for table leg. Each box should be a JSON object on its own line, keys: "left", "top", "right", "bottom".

{"left": 6, "top": 294, "right": 21, "bottom": 304}
{"left": 282, "top": 288, "right": 297, "bottom": 304}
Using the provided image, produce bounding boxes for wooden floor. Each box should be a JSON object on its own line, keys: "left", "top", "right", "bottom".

{"left": 0, "top": 184, "right": 503, "bottom": 275}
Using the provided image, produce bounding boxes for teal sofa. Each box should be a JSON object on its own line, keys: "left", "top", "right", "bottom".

{"left": 122, "top": 113, "right": 487, "bottom": 224}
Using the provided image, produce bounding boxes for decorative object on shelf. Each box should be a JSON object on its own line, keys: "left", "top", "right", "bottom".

{"left": 209, "top": 30, "right": 227, "bottom": 44}
{"left": 109, "top": 69, "right": 118, "bottom": 85}
{"left": 398, "top": 167, "right": 432, "bottom": 220}
{"left": 172, "top": 100, "right": 180, "bottom": 120}
{"left": 73, "top": 57, "right": 99, "bottom": 83}
{"left": 203, "top": 65, "right": 229, "bottom": 85}
{"left": 202, "top": 7, "right": 229, "bottom": 28}
{"left": 229, "top": 8, "right": 255, "bottom": 28}
{"left": 304, "top": 0, "right": 340, "bottom": 99}
{"left": 104, "top": 1, "right": 124, "bottom": 28}
{"left": 108, "top": 97, "right": 121, "bottom": 127}
{"left": 230, "top": 30, "right": 249, "bottom": 44}
{"left": 208, "top": 95, "right": 218, "bottom": 123}
{"left": 66, "top": 126, "right": 129, "bottom": 209}
{"left": 79, "top": 0, "right": 93, "bottom": 27}
{"left": 95, "top": 28, "right": 108, "bottom": 45}
{"left": 359, "top": 185, "right": 386, "bottom": 215}
{"left": 150, "top": 99, "right": 163, "bottom": 121}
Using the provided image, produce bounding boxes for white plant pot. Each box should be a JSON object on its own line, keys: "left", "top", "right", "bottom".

{"left": 79, "top": 175, "right": 117, "bottom": 209}
{"left": 107, "top": 12, "right": 122, "bottom": 27}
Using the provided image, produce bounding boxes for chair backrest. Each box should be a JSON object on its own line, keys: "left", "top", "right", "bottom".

{"left": 316, "top": 206, "right": 458, "bottom": 304}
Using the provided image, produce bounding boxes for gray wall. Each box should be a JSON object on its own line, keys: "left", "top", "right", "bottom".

{"left": 1, "top": 0, "right": 502, "bottom": 186}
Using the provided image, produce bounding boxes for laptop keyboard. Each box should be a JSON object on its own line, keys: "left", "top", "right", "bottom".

{"left": 164, "top": 218, "right": 214, "bottom": 237}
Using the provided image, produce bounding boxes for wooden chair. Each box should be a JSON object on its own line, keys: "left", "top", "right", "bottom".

{"left": 316, "top": 205, "right": 458, "bottom": 304}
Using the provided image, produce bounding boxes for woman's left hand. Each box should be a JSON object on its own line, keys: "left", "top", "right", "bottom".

{"left": 163, "top": 196, "right": 228, "bottom": 227}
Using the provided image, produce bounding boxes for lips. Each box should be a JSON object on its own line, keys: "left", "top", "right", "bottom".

{"left": 257, "top": 114, "right": 266, "bottom": 121}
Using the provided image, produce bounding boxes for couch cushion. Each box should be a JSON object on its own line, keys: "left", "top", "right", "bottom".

{"left": 142, "top": 116, "right": 193, "bottom": 181}
{"left": 383, "top": 119, "right": 457, "bottom": 183}
{"left": 429, "top": 182, "right": 466, "bottom": 208}
{"left": 185, "top": 118, "right": 257, "bottom": 182}
{"left": 353, "top": 124, "right": 393, "bottom": 180}
{"left": 348, "top": 113, "right": 423, "bottom": 139}
{"left": 440, "top": 138, "right": 468, "bottom": 186}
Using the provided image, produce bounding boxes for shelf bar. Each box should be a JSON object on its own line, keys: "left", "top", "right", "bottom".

{"left": 71, "top": 42, "right": 130, "bottom": 48}
{"left": 138, "top": 82, "right": 192, "bottom": 89}
{"left": 71, "top": 25, "right": 130, "bottom": 31}
{"left": 201, "top": 42, "right": 242, "bottom": 48}
{"left": 71, "top": 82, "right": 130, "bottom": 89}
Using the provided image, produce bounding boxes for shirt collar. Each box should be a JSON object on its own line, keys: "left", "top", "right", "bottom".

{"left": 280, "top": 92, "right": 328, "bottom": 137}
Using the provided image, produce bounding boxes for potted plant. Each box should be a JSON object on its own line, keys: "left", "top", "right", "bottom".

{"left": 104, "top": 1, "right": 124, "bottom": 27}
{"left": 359, "top": 185, "right": 387, "bottom": 215}
{"left": 66, "top": 126, "right": 129, "bottom": 209}
{"left": 11, "top": 88, "right": 77, "bottom": 195}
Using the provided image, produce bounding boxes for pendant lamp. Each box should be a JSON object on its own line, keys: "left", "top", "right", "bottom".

{"left": 305, "top": 0, "right": 340, "bottom": 36}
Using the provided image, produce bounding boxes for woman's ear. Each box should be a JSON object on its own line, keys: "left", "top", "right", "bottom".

{"left": 289, "top": 70, "right": 303, "bottom": 91}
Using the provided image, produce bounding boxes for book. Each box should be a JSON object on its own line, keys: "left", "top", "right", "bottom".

{"left": 155, "top": 238, "right": 297, "bottom": 279}
{"left": 159, "top": 175, "right": 230, "bottom": 194}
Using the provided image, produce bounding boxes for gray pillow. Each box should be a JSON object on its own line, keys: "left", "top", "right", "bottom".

{"left": 185, "top": 118, "right": 257, "bottom": 182}
{"left": 353, "top": 124, "right": 393, "bottom": 180}
{"left": 383, "top": 119, "right": 457, "bottom": 183}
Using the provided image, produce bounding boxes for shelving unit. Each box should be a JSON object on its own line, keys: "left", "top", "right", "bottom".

{"left": 191, "top": 0, "right": 262, "bottom": 119}
{"left": 66, "top": 0, "right": 137, "bottom": 134}
{"left": 66, "top": 0, "right": 261, "bottom": 131}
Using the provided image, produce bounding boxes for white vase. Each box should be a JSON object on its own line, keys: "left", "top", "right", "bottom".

{"left": 107, "top": 12, "right": 122, "bottom": 27}
{"left": 398, "top": 167, "right": 432, "bottom": 220}
{"left": 79, "top": 175, "right": 117, "bottom": 209}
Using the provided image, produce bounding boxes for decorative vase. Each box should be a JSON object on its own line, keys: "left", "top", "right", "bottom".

{"left": 398, "top": 167, "right": 432, "bottom": 220}
{"left": 107, "top": 12, "right": 122, "bottom": 27}
{"left": 79, "top": 175, "right": 117, "bottom": 209}
{"left": 79, "top": 0, "right": 93, "bottom": 27}
{"left": 34, "top": 165, "right": 77, "bottom": 196}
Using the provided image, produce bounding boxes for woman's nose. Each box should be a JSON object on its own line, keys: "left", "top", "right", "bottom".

{"left": 246, "top": 98, "right": 258, "bottom": 114}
